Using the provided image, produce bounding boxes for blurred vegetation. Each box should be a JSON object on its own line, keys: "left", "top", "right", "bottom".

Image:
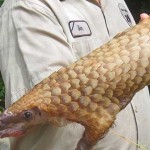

{"left": 125, "top": 0, "right": 150, "bottom": 23}
{"left": 0, "top": 0, "right": 4, "bottom": 6}
{"left": 0, "top": 0, "right": 5, "bottom": 112}
{"left": 0, "top": 73, "right": 5, "bottom": 112}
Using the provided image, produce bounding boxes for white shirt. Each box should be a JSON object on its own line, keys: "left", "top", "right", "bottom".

{"left": 0, "top": 0, "right": 150, "bottom": 149}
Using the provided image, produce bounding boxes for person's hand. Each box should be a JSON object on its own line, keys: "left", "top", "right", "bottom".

{"left": 140, "top": 13, "right": 149, "bottom": 21}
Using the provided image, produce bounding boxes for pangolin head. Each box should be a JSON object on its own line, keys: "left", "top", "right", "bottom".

{"left": 0, "top": 86, "right": 50, "bottom": 138}
{"left": 0, "top": 106, "right": 49, "bottom": 138}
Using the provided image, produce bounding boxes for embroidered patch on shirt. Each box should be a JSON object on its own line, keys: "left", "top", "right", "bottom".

{"left": 118, "top": 3, "right": 132, "bottom": 26}
{"left": 69, "top": 20, "right": 92, "bottom": 38}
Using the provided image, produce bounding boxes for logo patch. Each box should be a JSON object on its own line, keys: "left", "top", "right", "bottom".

{"left": 69, "top": 20, "right": 92, "bottom": 38}
{"left": 118, "top": 3, "right": 132, "bottom": 26}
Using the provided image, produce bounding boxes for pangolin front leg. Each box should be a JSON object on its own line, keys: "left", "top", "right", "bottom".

{"left": 75, "top": 120, "right": 114, "bottom": 150}
{"left": 75, "top": 96, "right": 133, "bottom": 150}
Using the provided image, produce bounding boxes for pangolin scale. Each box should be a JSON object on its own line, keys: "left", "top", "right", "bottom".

{"left": 1, "top": 18, "right": 150, "bottom": 150}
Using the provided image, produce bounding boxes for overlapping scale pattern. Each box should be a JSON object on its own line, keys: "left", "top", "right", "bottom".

{"left": 8, "top": 18, "right": 150, "bottom": 145}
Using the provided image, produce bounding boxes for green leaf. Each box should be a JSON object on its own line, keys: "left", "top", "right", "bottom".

{"left": 0, "top": 73, "right": 5, "bottom": 110}
{"left": 0, "top": 106, "right": 4, "bottom": 113}
{"left": 0, "top": 0, "right": 4, "bottom": 6}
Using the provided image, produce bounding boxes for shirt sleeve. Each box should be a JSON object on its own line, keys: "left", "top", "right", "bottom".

{"left": 12, "top": 0, "right": 76, "bottom": 87}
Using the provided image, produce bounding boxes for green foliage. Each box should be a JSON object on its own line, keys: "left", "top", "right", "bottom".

{"left": 0, "top": 76, "right": 5, "bottom": 99}
{"left": 0, "top": 0, "right": 5, "bottom": 112}
{"left": 0, "top": 0, "right": 4, "bottom": 6}
{"left": 0, "top": 73, "right": 5, "bottom": 112}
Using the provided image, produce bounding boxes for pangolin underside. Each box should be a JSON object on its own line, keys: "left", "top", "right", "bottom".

{"left": 0, "top": 18, "right": 150, "bottom": 150}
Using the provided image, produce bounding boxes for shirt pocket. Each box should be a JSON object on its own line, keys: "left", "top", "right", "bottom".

{"left": 72, "top": 37, "right": 102, "bottom": 60}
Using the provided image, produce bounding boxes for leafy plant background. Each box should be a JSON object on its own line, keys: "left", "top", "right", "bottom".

{"left": 0, "top": 73, "right": 5, "bottom": 112}
{"left": 0, "top": 0, "right": 4, "bottom": 6}
{"left": 0, "top": 0, "right": 5, "bottom": 112}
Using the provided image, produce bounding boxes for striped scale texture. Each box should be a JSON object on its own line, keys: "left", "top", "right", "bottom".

{"left": 8, "top": 18, "right": 150, "bottom": 144}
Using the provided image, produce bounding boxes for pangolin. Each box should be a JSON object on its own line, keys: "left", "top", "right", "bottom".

{"left": 0, "top": 17, "right": 150, "bottom": 150}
